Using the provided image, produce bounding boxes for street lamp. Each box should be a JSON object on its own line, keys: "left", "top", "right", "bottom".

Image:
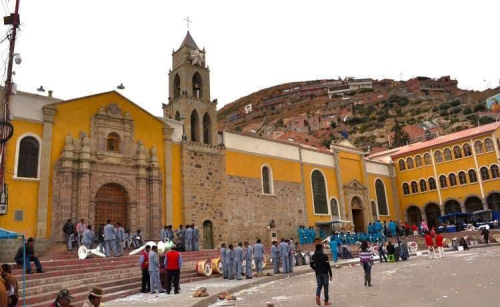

{"left": 179, "top": 116, "right": 187, "bottom": 141}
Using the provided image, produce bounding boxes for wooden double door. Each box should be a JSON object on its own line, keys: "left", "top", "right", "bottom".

{"left": 95, "top": 183, "right": 128, "bottom": 229}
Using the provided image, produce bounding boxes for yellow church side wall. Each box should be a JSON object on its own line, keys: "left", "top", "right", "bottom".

{"left": 172, "top": 143, "right": 183, "bottom": 227}
{"left": 366, "top": 174, "right": 396, "bottom": 222}
{"left": 2, "top": 120, "right": 44, "bottom": 237}
{"left": 48, "top": 92, "right": 167, "bottom": 236}
{"left": 225, "top": 150, "right": 302, "bottom": 182}
{"left": 302, "top": 164, "right": 338, "bottom": 226}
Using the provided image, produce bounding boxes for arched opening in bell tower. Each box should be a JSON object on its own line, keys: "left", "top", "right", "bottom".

{"left": 192, "top": 72, "right": 203, "bottom": 99}
{"left": 173, "top": 74, "right": 181, "bottom": 99}
{"left": 191, "top": 109, "right": 200, "bottom": 142}
{"left": 203, "top": 112, "right": 211, "bottom": 144}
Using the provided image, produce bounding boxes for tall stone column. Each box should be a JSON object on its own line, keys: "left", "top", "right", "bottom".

{"left": 163, "top": 126, "right": 174, "bottom": 225}
{"left": 149, "top": 146, "right": 162, "bottom": 238}
{"left": 77, "top": 135, "right": 91, "bottom": 221}
{"left": 36, "top": 105, "right": 57, "bottom": 238}
{"left": 57, "top": 134, "right": 74, "bottom": 239}
{"left": 136, "top": 142, "right": 148, "bottom": 237}
{"left": 332, "top": 150, "right": 347, "bottom": 220}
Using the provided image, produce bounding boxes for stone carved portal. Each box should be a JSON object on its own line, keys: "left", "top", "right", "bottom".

{"left": 351, "top": 196, "right": 365, "bottom": 232}
{"left": 95, "top": 183, "right": 128, "bottom": 229}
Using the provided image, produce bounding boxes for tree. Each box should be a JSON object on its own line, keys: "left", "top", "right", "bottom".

{"left": 391, "top": 121, "right": 410, "bottom": 148}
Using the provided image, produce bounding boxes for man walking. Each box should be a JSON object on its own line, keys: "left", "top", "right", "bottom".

{"left": 244, "top": 242, "right": 253, "bottom": 279}
{"left": 14, "top": 238, "right": 44, "bottom": 274}
{"left": 148, "top": 246, "right": 165, "bottom": 294}
{"left": 271, "top": 241, "right": 280, "bottom": 274}
{"left": 481, "top": 228, "right": 490, "bottom": 244}
{"left": 104, "top": 220, "right": 117, "bottom": 257}
{"left": 234, "top": 243, "right": 244, "bottom": 280}
{"left": 82, "top": 225, "right": 94, "bottom": 249}
{"left": 253, "top": 239, "right": 264, "bottom": 276}
{"left": 115, "top": 222, "right": 125, "bottom": 256}
{"left": 436, "top": 232, "right": 444, "bottom": 258}
{"left": 226, "top": 244, "right": 235, "bottom": 280}
{"left": 311, "top": 243, "right": 332, "bottom": 306}
{"left": 185, "top": 225, "right": 193, "bottom": 251}
{"left": 62, "top": 219, "right": 75, "bottom": 250}
{"left": 164, "top": 245, "right": 183, "bottom": 294}
{"left": 139, "top": 245, "right": 151, "bottom": 293}
{"left": 220, "top": 243, "right": 227, "bottom": 279}
{"left": 279, "top": 239, "right": 289, "bottom": 274}
{"left": 424, "top": 231, "right": 435, "bottom": 259}
{"left": 329, "top": 236, "right": 339, "bottom": 263}
{"left": 76, "top": 219, "right": 87, "bottom": 245}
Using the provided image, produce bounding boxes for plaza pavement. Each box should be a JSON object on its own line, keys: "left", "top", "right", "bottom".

{"left": 105, "top": 242, "right": 498, "bottom": 307}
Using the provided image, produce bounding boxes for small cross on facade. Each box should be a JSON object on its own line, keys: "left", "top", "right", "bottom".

{"left": 183, "top": 16, "right": 192, "bottom": 31}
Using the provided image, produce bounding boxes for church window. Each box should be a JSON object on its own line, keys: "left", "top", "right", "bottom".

{"left": 463, "top": 144, "right": 472, "bottom": 157}
{"left": 439, "top": 175, "right": 448, "bottom": 188}
{"left": 419, "top": 179, "right": 427, "bottom": 192}
{"left": 375, "top": 179, "right": 389, "bottom": 215}
{"left": 453, "top": 146, "right": 462, "bottom": 159}
{"left": 107, "top": 133, "right": 120, "bottom": 152}
{"left": 16, "top": 136, "right": 40, "bottom": 178}
{"left": 311, "top": 170, "right": 328, "bottom": 214}
{"left": 480, "top": 167, "right": 490, "bottom": 181}
{"left": 330, "top": 198, "right": 340, "bottom": 220}
{"left": 173, "top": 74, "right": 181, "bottom": 99}
{"left": 458, "top": 171, "right": 467, "bottom": 185}
{"left": 485, "top": 138, "right": 494, "bottom": 152}
{"left": 406, "top": 157, "right": 414, "bottom": 169}
{"left": 398, "top": 159, "right": 406, "bottom": 171}
{"left": 491, "top": 165, "right": 500, "bottom": 179}
{"left": 402, "top": 183, "right": 410, "bottom": 195}
{"left": 415, "top": 155, "right": 422, "bottom": 167}
{"left": 411, "top": 181, "right": 418, "bottom": 193}
{"left": 434, "top": 150, "right": 443, "bottom": 163}
{"left": 474, "top": 141, "right": 484, "bottom": 154}
{"left": 444, "top": 148, "right": 452, "bottom": 161}
{"left": 449, "top": 173, "right": 457, "bottom": 186}
{"left": 192, "top": 72, "right": 203, "bottom": 99}
{"left": 261, "top": 165, "right": 273, "bottom": 194}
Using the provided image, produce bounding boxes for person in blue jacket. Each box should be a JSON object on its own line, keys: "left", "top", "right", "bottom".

{"left": 329, "top": 237, "right": 339, "bottom": 262}
{"left": 298, "top": 226, "right": 305, "bottom": 245}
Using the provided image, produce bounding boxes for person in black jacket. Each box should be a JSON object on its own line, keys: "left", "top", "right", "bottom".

{"left": 310, "top": 243, "right": 332, "bottom": 306}
{"left": 14, "top": 238, "right": 44, "bottom": 274}
{"left": 62, "top": 219, "right": 75, "bottom": 250}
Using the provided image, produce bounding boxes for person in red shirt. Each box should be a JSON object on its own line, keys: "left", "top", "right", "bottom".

{"left": 424, "top": 232, "right": 435, "bottom": 259}
{"left": 164, "top": 245, "right": 183, "bottom": 294}
{"left": 435, "top": 233, "right": 444, "bottom": 258}
{"left": 411, "top": 224, "right": 418, "bottom": 236}
{"left": 404, "top": 222, "right": 410, "bottom": 236}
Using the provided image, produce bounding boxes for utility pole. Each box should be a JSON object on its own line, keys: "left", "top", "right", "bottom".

{"left": 0, "top": 0, "right": 21, "bottom": 193}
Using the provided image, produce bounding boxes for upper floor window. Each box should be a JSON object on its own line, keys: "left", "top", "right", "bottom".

{"left": 107, "top": 133, "right": 120, "bottom": 152}
{"left": 439, "top": 175, "right": 448, "bottom": 188}
{"left": 480, "top": 167, "right": 490, "bottom": 181}
{"left": 491, "top": 165, "right": 500, "bottom": 179}
{"left": 444, "top": 148, "right": 452, "bottom": 161}
{"left": 311, "top": 170, "right": 328, "bottom": 214}
{"left": 406, "top": 157, "right": 414, "bottom": 169}
{"left": 453, "top": 146, "right": 462, "bottom": 159}
{"left": 17, "top": 136, "right": 40, "bottom": 178}
{"left": 415, "top": 155, "right": 422, "bottom": 168}
{"left": 330, "top": 198, "right": 340, "bottom": 220}
{"left": 474, "top": 141, "right": 484, "bottom": 154}
{"left": 419, "top": 179, "right": 427, "bottom": 192}
{"left": 434, "top": 150, "right": 443, "bottom": 163}
{"left": 402, "top": 183, "right": 410, "bottom": 195}
{"left": 375, "top": 179, "right": 389, "bottom": 215}
{"left": 468, "top": 169, "right": 478, "bottom": 183}
{"left": 262, "top": 165, "right": 274, "bottom": 194}
{"left": 485, "top": 138, "right": 494, "bottom": 152}
{"left": 428, "top": 177, "right": 437, "bottom": 190}
{"left": 458, "top": 171, "right": 467, "bottom": 185}
{"left": 449, "top": 173, "right": 457, "bottom": 187}
{"left": 411, "top": 181, "right": 418, "bottom": 193}
{"left": 463, "top": 144, "right": 472, "bottom": 157}
{"left": 424, "top": 153, "right": 432, "bottom": 166}
{"left": 398, "top": 159, "right": 406, "bottom": 171}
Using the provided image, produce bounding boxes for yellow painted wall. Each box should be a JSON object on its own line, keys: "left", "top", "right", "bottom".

{"left": 48, "top": 92, "right": 167, "bottom": 236}
{"left": 302, "top": 164, "right": 337, "bottom": 226}
{"left": 225, "top": 150, "right": 302, "bottom": 182}
{"left": 172, "top": 143, "right": 183, "bottom": 227}
{"left": 2, "top": 120, "right": 44, "bottom": 237}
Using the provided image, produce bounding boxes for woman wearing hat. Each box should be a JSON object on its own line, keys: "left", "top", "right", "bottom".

{"left": 82, "top": 287, "right": 104, "bottom": 307}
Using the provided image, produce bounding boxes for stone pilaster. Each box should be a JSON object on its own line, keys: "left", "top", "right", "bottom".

{"left": 163, "top": 126, "right": 174, "bottom": 225}
{"left": 77, "top": 135, "right": 91, "bottom": 221}
{"left": 360, "top": 154, "right": 372, "bottom": 224}
{"left": 136, "top": 142, "right": 148, "bottom": 237}
{"left": 332, "top": 150, "right": 347, "bottom": 220}
{"left": 36, "top": 105, "right": 57, "bottom": 238}
{"left": 58, "top": 134, "right": 74, "bottom": 239}
{"left": 149, "top": 146, "right": 162, "bottom": 238}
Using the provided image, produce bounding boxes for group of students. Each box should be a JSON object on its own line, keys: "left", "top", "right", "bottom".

{"left": 297, "top": 226, "right": 317, "bottom": 244}
{"left": 220, "top": 240, "right": 262, "bottom": 280}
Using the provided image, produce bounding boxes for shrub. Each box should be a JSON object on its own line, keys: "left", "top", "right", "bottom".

{"left": 479, "top": 116, "right": 496, "bottom": 125}
{"left": 463, "top": 107, "right": 472, "bottom": 115}
{"left": 439, "top": 103, "right": 450, "bottom": 110}
{"left": 474, "top": 104, "right": 487, "bottom": 112}
{"left": 439, "top": 110, "right": 449, "bottom": 116}
{"left": 450, "top": 107, "right": 461, "bottom": 114}
{"left": 450, "top": 99, "right": 461, "bottom": 107}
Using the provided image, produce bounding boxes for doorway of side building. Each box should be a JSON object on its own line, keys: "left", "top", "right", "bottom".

{"left": 203, "top": 220, "right": 214, "bottom": 249}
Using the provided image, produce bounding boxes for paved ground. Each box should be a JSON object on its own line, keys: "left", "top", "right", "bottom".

{"left": 214, "top": 246, "right": 500, "bottom": 307}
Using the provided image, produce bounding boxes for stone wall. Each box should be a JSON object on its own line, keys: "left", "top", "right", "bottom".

{"left": 181, "top": 142, "right": 226, "bottom": 248}
{"left": 224, "top": 176, "right": 306, "bottom": 246}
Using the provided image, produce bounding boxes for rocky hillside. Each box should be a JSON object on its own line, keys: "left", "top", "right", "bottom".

{"left": 217, "top": 77, "right": 500, "bottom": 152}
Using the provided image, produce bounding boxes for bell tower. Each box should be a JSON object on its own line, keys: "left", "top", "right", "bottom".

{"left": 164, "top": 31, "right": 217, "bottom": 145}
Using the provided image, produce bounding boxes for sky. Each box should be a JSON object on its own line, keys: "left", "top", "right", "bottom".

{"left": 1, "top": 0, "right": 499, "bottom": 116}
